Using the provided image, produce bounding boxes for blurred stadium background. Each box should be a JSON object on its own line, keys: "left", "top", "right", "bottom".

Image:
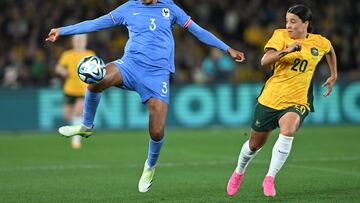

{"left": 0, "top": 0, "right": 359, "bottom": 202}
{"left": 0, "top": 0, "right": 359, "bottom": 130}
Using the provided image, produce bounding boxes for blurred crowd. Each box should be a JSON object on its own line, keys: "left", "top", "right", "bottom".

{"left": 0, "top": 0, "right": 359, "bottom": 88}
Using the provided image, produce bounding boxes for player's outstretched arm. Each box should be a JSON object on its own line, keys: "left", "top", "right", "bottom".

{"left": 322, "top": 46, "right": 337, "bottom": 97}
{"left": 45, "top": 14, "right": 116, "bottom": 42}
{"left": 186, "top": 21, "right": 245, "bottom": 63}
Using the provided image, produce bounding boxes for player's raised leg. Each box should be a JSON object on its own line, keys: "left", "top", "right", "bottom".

{"left": 138, "top": 98, "right": 167, "bottom": 193}
{"left": 227, "top": 130, "right": 270, "bottom": 196}
{"left": 59, "top": 63, "right": 123, "bottom": 138}
{"left": 262, "top": 112, "right": 299, "bottom": 197}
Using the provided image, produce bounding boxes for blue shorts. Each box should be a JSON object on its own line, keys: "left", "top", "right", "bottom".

{"left": 110, "top": 58, "right": 170, "bottom": 105}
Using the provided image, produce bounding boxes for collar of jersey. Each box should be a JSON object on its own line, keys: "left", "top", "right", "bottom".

{"left": 133, "top": 0, "right": 173, "bottom": 4}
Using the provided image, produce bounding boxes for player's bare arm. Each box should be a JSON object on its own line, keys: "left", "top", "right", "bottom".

{"left": 55, "top": 64, "right": 68, "bottom": 78}
{"left": 185, "top": 20, "right": 245, "bottom": 63}
{"left": 322, "top": 46, "right": 338, "bottom": 97}
{"left": 261, "top": 42, "right": 301, "bottom": 66}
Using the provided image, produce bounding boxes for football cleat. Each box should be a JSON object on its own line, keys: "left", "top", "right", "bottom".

{"left": 262, "top": 176, "right": 276, "bottom": 197}
{"left": 227, "top": 171, "right": 245, "bottom": 196}
{"left": 138, "top": 160, "right": 155, "bottom": 193}
{"left": 59, "top": 125, "right": 93, "bottom": 138}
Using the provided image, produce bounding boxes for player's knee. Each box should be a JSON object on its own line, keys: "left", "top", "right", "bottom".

{"left": 87, "top": 72, "right": 117, "bottom": 93}
{"left": 280, "top": 126, "right": 297, "bottom": 136}
{"left": 149, "top": 126, "right": 164, "bottom": 141}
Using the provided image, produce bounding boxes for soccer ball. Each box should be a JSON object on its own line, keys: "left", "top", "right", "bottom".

{"left": 77, "top": 56, "right": 106, "bottom": 84}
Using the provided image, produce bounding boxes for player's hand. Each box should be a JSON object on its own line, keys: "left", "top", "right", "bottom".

{"left": 227, "top": 48, "right": 245, "bottom": 63}
{"left": 45, "top": 28, "right": 60, "bottom": 42}
{"left": 322, "top": 75, "right": 337, "bottom": 97}
{"left": 286, "top": 42, "right": 301, "bottom": 53}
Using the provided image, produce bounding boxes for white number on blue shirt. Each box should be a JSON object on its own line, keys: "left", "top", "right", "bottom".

{"left": 149, "top": 18, "right": 156, "bottom": 31}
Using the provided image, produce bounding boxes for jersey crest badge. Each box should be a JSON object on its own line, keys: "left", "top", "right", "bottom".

{"left": 255, "top": 119, "right": 261, "bottom": 127}
{"left": 311, "top": 47, "right": 319, "bottom": 56}
{"left": 162, "top": 8, "right": 170, "bottom": 18}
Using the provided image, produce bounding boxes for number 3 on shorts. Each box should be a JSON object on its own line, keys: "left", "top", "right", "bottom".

{"left": 161, "top": 82, "right": 168, "bottom": 95}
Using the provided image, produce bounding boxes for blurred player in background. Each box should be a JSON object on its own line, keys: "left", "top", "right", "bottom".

{"left": 55, "top": 34, "right": 95, "bottom": 149}
{"left": 227, "top": 4, "right": 337, "bottom": 197}
{"left": 46, "top": 0, "right": 245, "bottom": 193}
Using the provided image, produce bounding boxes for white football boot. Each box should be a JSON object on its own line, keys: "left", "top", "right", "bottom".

{"left": 138, "top": 160, "right": 156, "bottom": 193}
{"left": 59, "top": 125, "right": 93, "bottom": 138}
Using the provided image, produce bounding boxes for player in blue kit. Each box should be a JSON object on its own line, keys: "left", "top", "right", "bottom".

{"left": 46, "top": 0, "right": 245, "bottom": 192}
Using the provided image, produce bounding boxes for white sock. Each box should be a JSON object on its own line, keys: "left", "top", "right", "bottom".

{"left": 235, "top": 140, "right": 260, "bottom": 174}
{"left": 266, "top": 134, "right": 294, "bottom": 177}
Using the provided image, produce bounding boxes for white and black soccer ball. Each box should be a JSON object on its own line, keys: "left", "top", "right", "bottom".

{"left": 77, "top": 56, "right": 106, "bottom": 84}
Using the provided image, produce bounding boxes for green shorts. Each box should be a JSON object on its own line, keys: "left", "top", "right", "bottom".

{"left": 251, "top": 102, "right": 309, "bottom": 132}
{"left": 64, "top": 94, "right": 84, "bottom": 105}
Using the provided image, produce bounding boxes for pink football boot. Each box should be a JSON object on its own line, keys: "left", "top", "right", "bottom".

{"left": 262, "top": 176, "right": 276, "bottom": 197}
{"left": 227, "top": 171, "right": 245, "bottom": 196}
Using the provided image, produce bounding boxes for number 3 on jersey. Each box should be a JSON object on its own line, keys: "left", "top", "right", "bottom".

{"left": 149, "top": 18, "right": 156, "bottom": 31}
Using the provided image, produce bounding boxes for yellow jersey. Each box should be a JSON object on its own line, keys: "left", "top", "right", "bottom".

{"left": 59, "top": 49, "right": 95, "bottom": 96}
{"left": 258, "top": 29, "right": 331, "bottom": 111}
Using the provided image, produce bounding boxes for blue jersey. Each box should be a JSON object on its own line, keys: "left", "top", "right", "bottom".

{"left": 111, "top": 0, "right": 190, "bottom": 72}
{"left": 60, "top": 0, "right": 230, "bottom": 73}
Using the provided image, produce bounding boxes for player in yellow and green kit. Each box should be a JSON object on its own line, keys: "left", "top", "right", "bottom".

{"left": 227, "top": 4, "right": 338, "bottom": 197}
{"left": 56, "top": 34, "right": 95, "bottom": 149}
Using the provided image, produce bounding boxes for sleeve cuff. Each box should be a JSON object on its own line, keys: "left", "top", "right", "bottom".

{"left": 183, "top": 18, "right": 192, "bottom": 29}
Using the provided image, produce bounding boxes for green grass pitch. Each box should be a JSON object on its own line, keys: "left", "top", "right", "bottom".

{"left": 0, "top": 125, "right": 359, "bottom": 202}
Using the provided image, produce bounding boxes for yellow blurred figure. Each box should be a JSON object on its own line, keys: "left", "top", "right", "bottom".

{"left": 55, "top": 34, "right": 95, "bottom": 149}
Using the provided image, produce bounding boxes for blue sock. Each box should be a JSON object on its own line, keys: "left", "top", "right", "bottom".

{"left": 82, "top": 89, "right": 102, "bottom": 127}
{"left": 147, "top": 136, "right": 165, "bottom": 168}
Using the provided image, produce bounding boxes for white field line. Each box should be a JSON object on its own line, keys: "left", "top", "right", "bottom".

{"left": 0, "top": 156, "right": 359, "bottom": 177}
